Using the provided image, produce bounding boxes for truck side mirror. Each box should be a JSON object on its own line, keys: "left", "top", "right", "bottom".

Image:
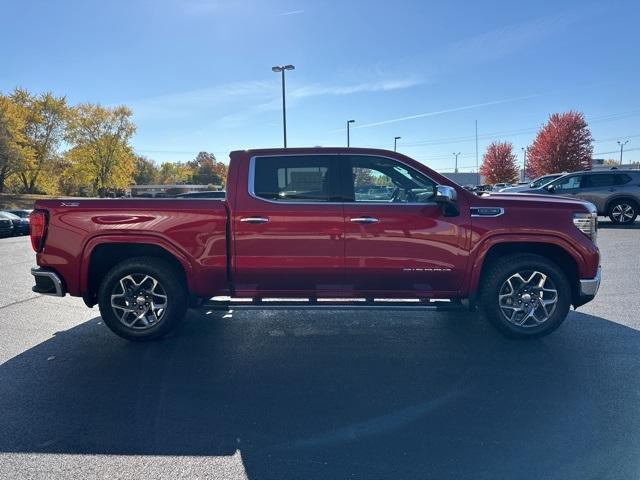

{"left": 546, "top": 184, "right": 556, "bottom": 193}
{"left": 434, "top": 185, "right": 459, "bottom": 216}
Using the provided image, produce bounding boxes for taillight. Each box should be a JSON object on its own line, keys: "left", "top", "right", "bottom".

{"left": 29, "top": 210, "right": 48, "bottom": 252}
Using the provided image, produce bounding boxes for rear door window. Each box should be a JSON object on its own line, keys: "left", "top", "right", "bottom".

{"left": 583, "top": 174, "right": 616, "bottom": 188}
{"left": 614, "top": 174, "right": 632, "bottom": 185}
{"left": 252, "top": 155, "right": 340, "bottom": 202}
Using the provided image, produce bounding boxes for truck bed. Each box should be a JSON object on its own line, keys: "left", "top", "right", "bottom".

{"left": 33, "top": 198, "right": 230, "bottom": 299}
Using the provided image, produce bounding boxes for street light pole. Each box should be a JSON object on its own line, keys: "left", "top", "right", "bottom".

{"left": 272, "top": 64, "right": 295, "bottom": 148}
{"left": 522, "top": 147, "right": 527, "bottom": 181}
{"left": 618, "top": 140, "right": 629, "bottom": 166}
{"left": 453, "top": 152, "right": 460, "bottom": 173}
{"left": 347, "top": 119, "right": 355, "bottom": 147}
{"left": 394, "top": 136, "right": 401, "bottom": 152}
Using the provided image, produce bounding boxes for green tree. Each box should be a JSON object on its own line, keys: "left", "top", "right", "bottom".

{"left": 158, "top": 162, "right": 192, "bottom": 184}
{"left": 11, "top": 89, "right": 68, "bottom": 193}
{"left": 65, "top": 104, "right": 136, "bottom": 195}
{"left": 188, "top": 151, "right": 217, "bottom": 185}
{"left": 133, "top": 155, "right": 159, "bottom": 185}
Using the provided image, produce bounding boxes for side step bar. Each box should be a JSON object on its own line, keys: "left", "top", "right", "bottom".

{"left": 202, "top": 298, "right": 465, "bottom": 312}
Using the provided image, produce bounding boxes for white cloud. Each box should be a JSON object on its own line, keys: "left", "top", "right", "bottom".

{"left": 352, "top": 94, "right": 542, "bottom": 130}
{"left": 280, "top": 9, "right": 304, "bottom": 16}
{"left": 290, "top": 78, "right": 422, "bottom": 99}
{"left": 130, "top": 77, "right": 422, "bottom": 125}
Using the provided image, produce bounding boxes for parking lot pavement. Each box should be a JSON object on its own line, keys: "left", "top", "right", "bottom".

{"left": 0, "top": 220, "right": 639, "bottom": 480}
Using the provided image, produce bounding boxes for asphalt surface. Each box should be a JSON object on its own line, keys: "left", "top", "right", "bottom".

{"left": 0, "top": 220, "right": 639, "bottom": 480}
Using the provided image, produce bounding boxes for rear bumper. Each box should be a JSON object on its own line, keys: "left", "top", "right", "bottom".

{"left": 31, "top": 267, "right": 66, "bottom": 297}
{"left": 576, "top": 266, "right": 601, "bottom": 307}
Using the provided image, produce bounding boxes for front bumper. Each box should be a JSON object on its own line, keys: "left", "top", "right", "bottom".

{"left": 576, "top": 266, "right": 601, "bottom": 307}
{"left": 31, "top": 267, "right": 66, "bottom": 297}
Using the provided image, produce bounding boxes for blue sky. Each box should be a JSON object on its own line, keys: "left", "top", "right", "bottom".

{"left": 2, "top": 0, "right": 639, "bottom": 171}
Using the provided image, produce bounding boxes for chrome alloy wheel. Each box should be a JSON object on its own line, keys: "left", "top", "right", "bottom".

{"left": 498, "top": 270, "right": 558, "bottom": 327}
{"left": 110, "top": 274, "right": 168, "bottom": 330}
{"left": 611, "top": 203, "right": 635, "bottom": 223}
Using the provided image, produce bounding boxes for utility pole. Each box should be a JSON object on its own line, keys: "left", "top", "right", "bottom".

{"left": 347, "top": 119, "right": 355, "bottom": 147}
{"left": 453, "top": 152, "right": 460, "bottom": 173}
{"left": 272, "top": 64, "right": 295, "bottom": 148}
{"left": 522, "top": 147, "right": 527, "bottom": 181}
{"left": 618, "top": 140, "right": 629, "bottom": 166}
{"left": 394, "top": 136, "right": 401, "bottom": 152}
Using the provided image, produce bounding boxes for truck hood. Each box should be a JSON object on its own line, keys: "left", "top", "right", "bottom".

{"left": 477, "top": 192, "right": 597, "bottom": 213}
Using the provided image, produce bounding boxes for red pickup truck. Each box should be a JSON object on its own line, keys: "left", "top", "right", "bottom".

{"left": 29, "top": 147, "right": 600, "bottom": 341}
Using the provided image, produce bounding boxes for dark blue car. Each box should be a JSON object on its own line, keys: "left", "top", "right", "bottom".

{"left": 0, "top": 211, "right": 30, "bottom": 235}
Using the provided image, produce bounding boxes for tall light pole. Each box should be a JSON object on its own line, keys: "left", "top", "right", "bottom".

{"left": 618, "top": 140, "right": 629, "bottom": 166}
{"left": 394, "top": 136, "right": 401, "bottom": 152}
{"left": 272, "top": 64, "right": 295, "bottom": 148}
{"left": 453, "top": 152, "right": 460, "bottom": 173}
{"left": 521, "top": 147, "right": 527, "bottom": 181}
{"left": 347, "top": 119, "right": 355, "bottom": 147}
{"left": 475, "top": 120, "right": 479, "bottom": 185}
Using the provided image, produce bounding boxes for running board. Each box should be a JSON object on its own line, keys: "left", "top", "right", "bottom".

{"left": 202, "top": 298, "right": 464, "bottom": 312}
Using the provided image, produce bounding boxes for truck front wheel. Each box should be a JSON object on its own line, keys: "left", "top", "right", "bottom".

{"left": 480, "top": 254, "right": 571, "bottom": 338}
{"left": 97, "top": 257, "right": 188, "bottom": 341}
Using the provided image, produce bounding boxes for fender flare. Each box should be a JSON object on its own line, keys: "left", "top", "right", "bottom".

{"left": 462, "top": 233, "right": 586, "bottom": 297}
{"left": 79, "top": 232, "right": 195, "bottom": 295}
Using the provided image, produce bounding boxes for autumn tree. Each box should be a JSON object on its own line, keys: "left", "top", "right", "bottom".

{"left": 0, "top": 95, "right": 33, "bottom": 192}
{"left": 211, "top": 160, "right": 228, "bottom": 188}
{"left": 526, "top": 111, "right": 593, "bottom": 178}
{"left": 133, "top": 155, "right": 159, "bottom": 185}
{"left": 65, "top": 104, "right": 136, "bottom": 195}
{"left": 157, "top": 162, "right": 193, "bottom": 184}
{"left": 187, "top": 151, "right": 228, "bottom": 186}
{"left": 11, "top": 89, "right": 68, "bottom": 193}
{"left": 480, "top": 141, "right": 519, "bottom": 184}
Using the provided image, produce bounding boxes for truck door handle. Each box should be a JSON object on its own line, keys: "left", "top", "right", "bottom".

{"left": 240, "top": 216, "right": 269, "bottom": 224}
{"left": 350, "top": 216, "right": 379, "bottom": 224}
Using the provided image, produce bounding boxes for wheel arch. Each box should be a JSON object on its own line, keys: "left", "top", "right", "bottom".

{"left": 468, "top": 240, "right": 581, "bottom": 307}
{"left": 81, "top": 239, "right": 192, "bottom": 307}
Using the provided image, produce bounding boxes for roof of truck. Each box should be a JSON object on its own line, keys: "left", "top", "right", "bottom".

{"left": 231, "top": 147, "right": 400, "bottom": 157}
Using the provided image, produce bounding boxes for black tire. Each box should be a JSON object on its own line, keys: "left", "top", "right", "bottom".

{"left": 98, "top": 256, "right": 187, "bottom": 341}
{"left": 480, "top": 254, "right": 571, "bottom": 339}
{"left": 608, "top": 199, "right": 638, "bottom": 225}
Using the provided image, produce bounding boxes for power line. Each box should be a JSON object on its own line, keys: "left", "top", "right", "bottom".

{"left": 354, "top": 109, "right": 640, "bottom": 149}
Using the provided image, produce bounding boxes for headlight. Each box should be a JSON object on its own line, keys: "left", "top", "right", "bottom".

{"left": 573, "top": 212, "right": 597, "bottom": 243}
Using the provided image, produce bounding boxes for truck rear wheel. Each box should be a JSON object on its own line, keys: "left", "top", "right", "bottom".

{"left": 97, "top": 257, "right": 187, "bottom": 341}
{"left": 480, "top": 254, "right": 571, "bottom": 338}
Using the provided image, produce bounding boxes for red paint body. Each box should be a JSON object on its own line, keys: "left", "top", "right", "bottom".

{"left": 33, "top": 148, "right": 600, "bottom": 303}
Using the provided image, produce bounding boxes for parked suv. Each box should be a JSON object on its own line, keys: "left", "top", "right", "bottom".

{"left": 523, "top": 170, "right": 640, "bottom": 224}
